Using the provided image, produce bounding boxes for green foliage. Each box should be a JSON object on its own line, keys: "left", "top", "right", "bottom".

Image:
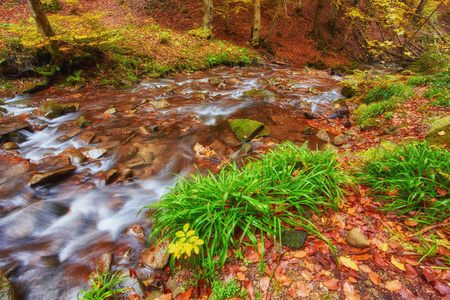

{"left": 211, "top": 277, "right": 243, "bottom": 300}
{"left": 406, "top": 70, "right": 450, "bottom": 107}
{"left": 357, "top": 100, "right": 398, "bottom": 124}
{"left": 358, "top": 142, "right": 450, "bottom": 224}
{"left": 77, "top": 271, "right": 129, "bottom": 300}
{"left": 410, "top": 41, "right": 450, "bottom": 73}
{"left": 42, "top": 0, "right": 62, "bottom": 12}
{"left": 67, "top": 70, "right": 83, "bottom": 83}
{"left": 363, "top": 84, "right": 413, "bottom": 104}
{"left": 142, "top": 142, "right": 350, "bottom": 279}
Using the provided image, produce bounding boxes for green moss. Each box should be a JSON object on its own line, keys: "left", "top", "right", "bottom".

{"left": 425, "top": 115, "right": 450, "bottom": 145}
{"left": 228, "top": 119, "right": 270, "bottom": 142}
{"left": 242, "top": 89, "right": 278, "bottom": 101}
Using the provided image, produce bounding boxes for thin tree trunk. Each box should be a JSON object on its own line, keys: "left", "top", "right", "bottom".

{"left": 328, "top": 0, "right": 339, "bottom": 35}
{"left": 202, "top": 0, "right": 214, "bottom": 34}
{"left": 225, "top": 0, "right": 231, "bottom": 34}
{"left": 250, "top": 0, "right": 261, "bottom": 47}
{"left": 414, "top": 0, "right": 428, "bottom": 22}
{"left": 262, "top": 0, "right": 284, "bottom": 45}
{"left": 296, "top": 0, "right": 303, "bottom": 16}
{"left": 311, "top": 0, "right": 325, "bottom": 40}
{"left": 26, "top": 0, "right": 62, "bottom": 64}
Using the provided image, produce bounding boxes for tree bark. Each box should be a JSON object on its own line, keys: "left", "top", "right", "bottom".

{"left": 250, "top": 0, "right": 261, "bottom": 47}
{"left": 413, "top": 0, "right": 428, "bottom": 23}
{"left": 225, "top": 0, "right": 231, "bottom": 34}
{"left": 262, "top": 0, "right": 284, "bottom": 46}
{"left": 328, "top": 0, "right": 339, "bottom": 35}
{"left": 311, "top": 0, "right": 325, "bottom": 40}
{"left": 202, "top": 0, "right": 214, "bottom": 34}
{"left": 296, "top": 0, "right": 303, "bottom": 16}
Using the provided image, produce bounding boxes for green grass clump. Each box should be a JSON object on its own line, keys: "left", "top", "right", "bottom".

{"left": 77, "top": 271, "right": 129, "bottom": 300}
{"left": 210, "top": 277, "right": 244, "bottom": 300}
{"left": 358, "top": 142, "right": 450, "bottom": 224}
{"left": 143, "top": 142, "right": 350, "bottom": 279}
{"left": 363, "top": 84, "right": 413, "bottom": 104}
{"left": 357, "top": 99, "right": 398, "bottom": 124}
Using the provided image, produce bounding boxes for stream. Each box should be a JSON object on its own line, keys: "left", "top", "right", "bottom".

{"left": 0, "top": 65, "right": 344, "bottom": 299}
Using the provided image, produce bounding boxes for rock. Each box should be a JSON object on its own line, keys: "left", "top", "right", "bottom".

{"left": 328, "top": 108, "right": 350, "bottom": 120}
{"left": 228, "top": 119, "right": 270, "bottom": 143}
{"left": 316, "top": 129, "right": 330, "bottom": 142}
{"left": 126, "top": 223, "right": 145, "bottom": 239}
{"left": 9, "top": 100, "right": 31, "bottom": 108}
{"left": 1, "top": 142, "right": 19, "bottom": 150}
{"left": 229, "top": 143, "right": 253, "bottom": 158}
{"left": 208, "top": 78, "right": 222, "bottom": 86}
{"left": 36, "top": 155, "right": 71, "bottom": 172}
{"left": 142, "top": 241, "right": 170, "bottom": 269}
{"left": 103, "top": 106, "right": 117, "bottom": 115}
{"left": 303, "top": 127, "right": 314, "bottom": 135}
{"left": 117, "top": 248, "right": 132, "bottom": 266}
{"left": 118, "top": 270, "right": 146, "bottom": 298}
{"left": 61, "top": 148, "right": 85, "bottom": 164}
{"left": 303, "top": 112, "right": 319, "bottom": 119}
{"left": 0, "top": 274, "right": 15, "bottom": 300}
{"left": 360, "top": 118, "right": 377, "bottom": 131}
{"left": 95, "top": 252, "right": 113, "bottom": 274}
{"left": 425, "top": 115, "right": 450, "bottom": 145}
{"left": 7, "top": 132, "right": 25, "bottom": 143}
{"left": 56, "top": 128, "right": 82, "bottom": 142}
{"left": 150, "top": 100, "right": 170, "bottom": 110}
{"left": 22, "top": 80, "right": 48, "bottom": 94}
{"left": 0, "top": 106, "right": 7, "bottom": 114}
{"left": 332, "top": 134, "right": 345, "bottom": 146}
{"left": 353, "top": 104, "right": 368, "bottom": 123}
{"left": 0, "top": 117, "right": 32, "bottom": 138}
{"left": 33, "top": 101, "right": 64, "bottom": 119}
{"left": 29, "top": 165, "right": 77, "bottom": 187}
{"left": 281, "top": 230, "right": 308, "bottom": 249}
{"left": 76, "top": 132, "right": 96, "bottom": 145}
{"left": 139, "top": 126, "right": 151, "bottom": 136}
{"left": 61, "top": 103, "right": 79, "bottom": 113}
{"left": 105, "top": 169, "right": 119, "bottom": 184}
{"left": 346, "top": 229, "right": 370, "bottom": 248}
{"left": 227, "top": 78, "right": 239, "bottom": 84}
{"left": 341, "top": 85, "right": 357, "bottom": 98}
{"left": 172, "top": 286, "right": 184, "bottom": 299}
{"left": 343, "top": 121, "right": 352, "bottom": 128}
{"left": 74, "top": 116, "right": 87, "bottom": 128}
{"left": 122, "top": 168, "right": 133, "bottom": 178}
{"left": 243, "top": 89, "right": 278, "bottom": 101}
{"left": 83, "top": 148, "right": 107, "bottom": 159}
{"left": 146, "top": 291, "right": 164, "bottom": 300}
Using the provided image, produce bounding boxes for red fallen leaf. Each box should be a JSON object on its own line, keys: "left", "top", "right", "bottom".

{"left": 434, "top": 281, "right": 450, "bottom": 296}
{"left": 245, "top": 251, "right": 261, "bottom": 263}
{"left": 177, "top": 287, "right": 193, "bottom": 300}
{"left": 347, "top": 269, "right": 363, "bottom": 279}
{"left": 404, "top": 264, "right": 418, "bottom": 280}
{"left": 373, "top": 252, "right": 388, "bottom": 268}
{"left": 301, "top": 269, "right": 314, "bottom": 281}
{"left": 243, "top": 281, "right": 254, "bottom": 300}
{"left": 323, "top": 277, "right": 340, "bottom": 290}
{"left": 404, "top": 220, "right": 418, "bottom": 226}
{"left": 289, "top": 281, "right": 313, "bottom": 297}
{"left": 129, "top": 269, "right": 137, "bottom": 279}
{"left": 343, "top": 281, "right": 360, "bottom": 300}
{"left": 236, "top": 272, "right": 246, "bottom": 281}
{"left": 260, "top": 277, "right": 270, "bottom": 291}
{"left": 398, "top": 287, "right": 415, "bottom": 299}
{"left": 385, "top": 280, "right": 402, "bottom": 292}
{"left": 369, "top": 272, "right": 381, "bottom": 285}
{"left": 422, "top": 267, "right": 436, "bottom": 282}
{"left": 437, "top": 187, "right": 447, "bottom": 197}
{"left": 352, "top": 254, "right": 372, "bottom": 261}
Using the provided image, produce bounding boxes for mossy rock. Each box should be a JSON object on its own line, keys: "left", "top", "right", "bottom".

{"left": 228, "top": 119, "right": 270, "bottom": 142}
{"left": 61, "top": 103, "right": 80, "bottom": 114}
{"left": 74, "top": 116, "right": 87, "bottom": 128}
{"left": 0, "top": 274, "right": 15, "bottom": 300}
{"left": 341, "top": 85, "right": 357, "bottom": 98}
{"left": 243, "top": 89, "right": 278, "bottom": 101}
{"left": 281, "top": 230, "right": 308, "bottom": 249}
{"left": 360, "top": 118, "right": 377, "bottom": 131}
{"left": 0, "top": 106, "right": 7, "bottom": 114}
{"left": 33, "top": 101, "right": 64, "bottom": 119}
{"left": 0, "top": 100, "right": 6, "bottom": 105}
{"left": 9, "top": 100, "right": 31, "bottom": 108}
{"left": 22, "top": 81, "right": 49, "bottom": 94}
{"left": 98, "top": 79, "right": 118, "bottom": 87}
{"left": 425, "top": 115, "right": 450, "bottom": 145}
{"left": 127, "top": 75, "right": 140, "bottom": 83}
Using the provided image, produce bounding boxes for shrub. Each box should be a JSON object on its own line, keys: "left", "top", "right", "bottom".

{"left": 358, "top": 142, "right": 450, "bottom": 224}
{"left": 141, "top": 142, "right": 350, "bottom": 279}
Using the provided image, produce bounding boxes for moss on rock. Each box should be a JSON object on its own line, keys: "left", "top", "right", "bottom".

{"left": 425, "top": 115, "right": 450, "bottom": 145}
{"left": 228, "top": 119, "right": 270, "bottom": 142}
{"left": 243, "top": 89, "right": 278, "bottom": 101}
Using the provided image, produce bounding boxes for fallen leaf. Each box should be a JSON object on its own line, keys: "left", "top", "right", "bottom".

{"left": 385, "top": 280, "right": 402, "bottom": 292}
{"left": 290, "top": 281, "right": 313, "bottom": 297}
{"left": 239, "top": 267, "right": 247, "bottom": 272}
{"left": 301, "top": 269, "right": 314, "bottom": 281}
{"left": 260, "top": 277, "right": 270, "bottom": 291}
{"left": 391, "top": 256, "right": 405, "bottom": 271}
{"left": 374, "top": 252, "right": 388, "bottom": 268}
{"left": 422, "top": 267, "right": 436, "bottom": 282}
{"left": 398, "top": 287, "right": 415, "bottom": 299}
{"left": 343, "top": 281, "right": 360, "bottom": 300}
{"left": 293, "top": 250, "right": 307, "bottom": 259}
{"left": 404, "top": 257, "right": 418, "bottom": 266}
{"left": 352, "top": 254, "right": 371, "bottom": 261}
{"left": 324, "top": 277, "right": 340, "bottom": 290}
{"left": 434, "top": 281, "right": 450, "bottom": 296}
{"left": 236, "top": 272, "right": 246, "bottom": 281}
{"left": 369, "top": 272, "right": 381, "bottom": 285}
{"left": 177, "top": 288, "right": 193, "bottom": 300}
{"left": 155, "top": 293, "right": 172, "bottom": 300}
{"left": 245, "top": 251, "right": 261, "bottom": 263}
{"left": 404, "top": 220, "right": 418, "bottom": 226}
{"left": 437, "top": 187, "right": 447, "bottom": 197}
{"left": 340, "top": 256, "right": 359, "bottom": 271}
{"left": 359, "top": 264, "right": 372, "bottom": 273}
{"left": 437, "top": 131, "right": 446, "bottom": 136}
{"left": 382, "top": 243, "right": 389, "bottom": 252}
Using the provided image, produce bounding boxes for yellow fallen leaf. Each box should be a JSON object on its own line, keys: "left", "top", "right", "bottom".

{"left": 340, "top": 256, "right": 359, "bottom": 271}
{"left": 381, "top": 243, "right": 389, "bottom": 252}
{"left": 391, "top": 256, "right": 405, "bottom": 271}
{"left": 437, "top": 131, "right": 446, "bottom": 136}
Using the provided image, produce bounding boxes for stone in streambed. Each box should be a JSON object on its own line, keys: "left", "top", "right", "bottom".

{"left": 229, "top": 143, "right": 253, "bottom": 159}
{"left": 33, "top": 101, "right": 64, "bottom": 119}
{"left": 83, "top": 148, "right": 107, "bottom": 159}
{"left": 146, "top": 291, "right": 164, "bottom": 300}
{"left": 228, "top": 119, "right": 270, "bottom": 143}
{"left": 281, "top": 230, "right": 308, "bottom": 249}
{"left": 61, "top": 147, "right": 85, "bottom": 164}
{"left": 105, "top": 169, "right": 119, "bottom": 184}
{"left": 95, "top": 252, "right": 113, "bottom": 274}
{"left": 76, "top": 131, "right": 95, "bottom": 145}
{"left": 150, "top": 99, "right": 171, "bottom": 110}
{"left": 0, "top": 274, "right": 16, "bottom": 300}
{"left": 1, "top": 142, "right": 19, "bottom": 150}
{"left": 332, "top": 134, "right": 345, "bottom": 146}
{"left": 74, "top": 116, "right": 87, "bottom": 128}
{"left": 0, "top": 117, "right": 32, "bottom": 138}
{"left": 142, "top": 240, "right": 170, "bottom": 269}
{"left": 425, "top": 115, "right": 450, "bottom": 145}
{"left": 316, "top": 129, "right": 330, "bottom": 143}
{"left": 117, "top": 270, "right": 146, "bottom": 298}
{"left": 29, "top": 165, "right": 77, "bottom": 187}
{"left": 126, "top": 223, "right": 145, "bottom": 240}
{"left": 346, "top": 229, "right": 370, "bottom": 248}
{"left": 243, "top": 89, "right": 278, "bottom": 101}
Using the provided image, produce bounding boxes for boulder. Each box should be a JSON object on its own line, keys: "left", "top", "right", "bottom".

{"left": 332, "top": 134, "right": 345, "bottom": 146}
{"left": 95, "top": 253, "right": 113, "bottom": 274}
{"left": 29, "top": 165, "right": 77, "bottom": 187}
{"left": 61, "top": 103, "right": 79, "bottom": 114}
{"left": 142, "top": 241, "right": 170, "bottom": 269}
{"left": 341, "top": 85, "right": 357, "bottom": 98}
{"left": 228, "top": 119, "right": 270, "bottom": 143}
{"left": 281, "top": 230, "right": 308, "bottom": 249}
{"left": 316, "top": 129, "right": 330, "bottom": 143}
{"left": 33, "top": 101, "right": 64, "bottom": 119}
{"left": 425, "top": 115, "right": 450, "bottom": 145}
{"left": 1, "top": 142, "right": 19, "bottom": 150}
{"left": 126, "top": 223, "right": 145, "bottom": 240}
{"left": 346, "top": 229, "right": 370, "bottom": 248}
{"left": 0, "top": 117, "right": 32, "bottom": 138}
{"left": 243, "top": 89, "right": 278, "bottom": 101}
{"left": 360, "top": 118, "right": 377, "bottom": 131}
{"left": 0, "top": 274, "right": 15, "bottom": 300}
{"left": 36, "top": 155, "right": 71, "bottom": 172}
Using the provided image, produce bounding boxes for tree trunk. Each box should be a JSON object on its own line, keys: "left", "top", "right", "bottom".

{"left": 311, "top": 0, "right": 325, "bottom": 40}
{"left": 202, "top": 0, "right": 214, "bottom": 34}
{"left": 296, "top": 0, "right": 303, "bottom": 16}
{"left": 225, "top": 0, "right": 231, "bottom": 34}
{"left": 413, "top": 0, "right": 428, "bottom": 23}
{"left": 250, "top": 0, "right": 261, "bottom": 47}
{"left": 262, "top": 0, "right": 284, "bottom": 46}
{"left": 26, "top": 0, "right": 61, "bottom": 64}
{"left": 328, "top": 0, "right": 339, "bottom": 35}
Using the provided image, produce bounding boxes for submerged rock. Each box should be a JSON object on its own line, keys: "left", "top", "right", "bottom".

{"left": 0, "top": 274, "right": 15, "bottom": 300}
{"left": 95, "top": 253, "right": 113, "bottom": 274}
{"left": 76, "top": 132, "right": 96, "bottom": 145}
{"left": 126, "top": 223, "right": 145, "bottom": 240}
{"left": 228, "top": 119, "right": 270, "bottom": 143}
{"left": 346, "top": 229, "right": 370, "bottom": 248}
{"left": 29, "top": 165, "right": 77, "bottom": 187}
{"left": 425, "top": 115, "right": 450, "bottom": 145}
{"left": 150, "top": 99, "right": 171, "bottom": 110}
{"left": 243, "top": 89, "right": 278, "bottom": 101}
{"left": 281, "top": 230, "right": 308, "bottom": 249}
{"left": 105, "top": 169, "right": 119, "bottom": 184}
{"left": 1, "top": 142, "right": 19, "bottom": 150}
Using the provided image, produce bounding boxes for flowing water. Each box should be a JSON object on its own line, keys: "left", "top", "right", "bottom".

{"left": 0, "top": 65, "right": 343, "bottom": 299}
